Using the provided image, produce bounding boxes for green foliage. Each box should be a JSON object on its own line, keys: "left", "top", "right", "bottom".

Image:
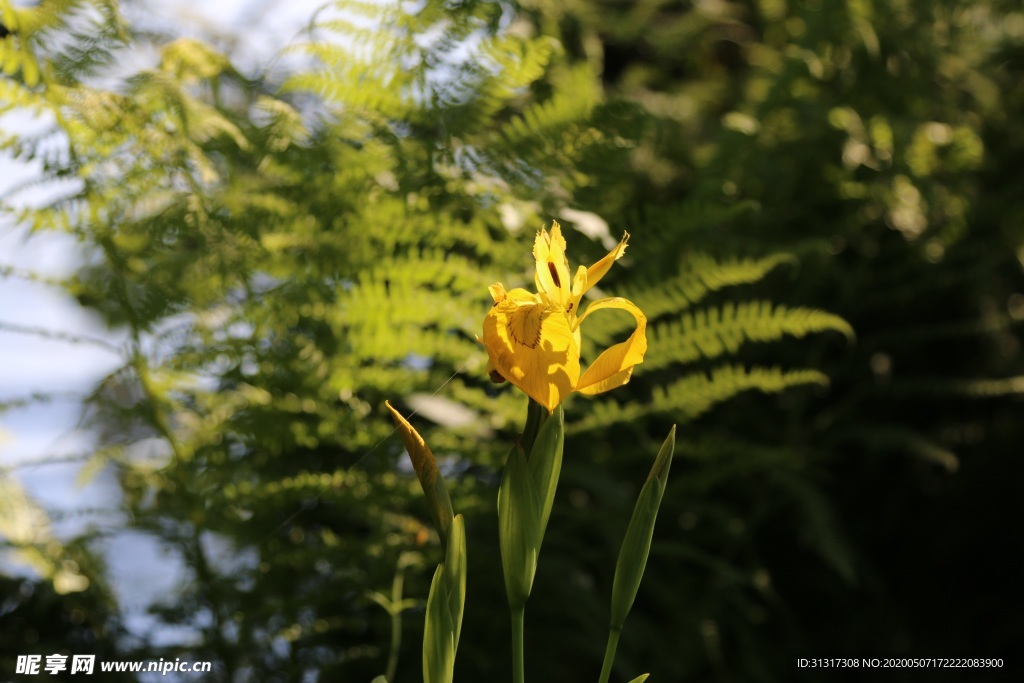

{"left": 2, "top": 0, "right": 1022, "bottom": 682}
{"left": 626, "top": 252, "right": 798, "bottom": 319}
{"left": 644, "top": 301, "right": 853, "bottom": 370}
{"left": 571, "top": 245, "right": 850, "bottom": 432}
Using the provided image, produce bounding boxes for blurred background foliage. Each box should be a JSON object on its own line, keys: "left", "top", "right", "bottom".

{"left": 1, "top": 0, "right": 1022, "bottom": 681}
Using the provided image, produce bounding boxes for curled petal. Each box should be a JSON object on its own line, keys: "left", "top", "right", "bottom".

{"left": 575, "top": 297, "right": 647, "bottom": 395}
{"left": 585, "top": 232, "right": 629, "bottom": 295}
{"left": 578, "top": 366, "right": 636, "bottom": 396}
{"left": 483, "top": 295, "right": 580, "bottom": 411}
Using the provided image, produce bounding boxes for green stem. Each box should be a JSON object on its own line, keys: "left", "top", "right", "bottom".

{"left": 384, "top": 563, "right": 406, "bottom": 682}
{"left": 598, "top": 628, "right": 621, "bottom": 683}
{"left": 521, "top": 398, "right": 546, "bottom": 456}
{"left": 512, "top": 607, "right": 526, "bottom": 683}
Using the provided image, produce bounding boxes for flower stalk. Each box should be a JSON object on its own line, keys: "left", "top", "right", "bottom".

{"left": 511, "top": 606, "right": 526, "bottom": 683}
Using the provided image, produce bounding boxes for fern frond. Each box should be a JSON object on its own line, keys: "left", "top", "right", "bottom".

{"left": 159, "top": 37, "right": 232, "bottom": 81}
{"left": 582, "top": 252, "right": 800, "bottom": 348}
{"left": 642, "top": 301, "right": 853, "bottom": 370}
{"left": 627, "top": 252, "right": 797, "bottom": 320}
{"left": 655, "top": 365, "right": 829, "bottom": 419}
{"left": 1, "top": 0, "right": 126, "bottom": 86}
{"left": 575, "top": 365, "right": 829, "bottom": 430}
{"left": 254, "top": 96, "right": 309, "bottom": 151}
{"left": 435, "top": 34, "right": 559, "bottom": 135}
{"left": 283, "top": 69, "right": 417, "bottom": 120}
{"left": 499, "top": 63, "right": 600, "bottom": 148}
{"left": 833, "top": 424, "right": 959, "bottom": 472}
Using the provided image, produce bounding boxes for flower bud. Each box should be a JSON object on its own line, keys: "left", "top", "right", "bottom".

{"left": 385, "top": 401, "right": 454, "bottom": 544}
{"left": 609, "top": 426, "right": 675, "bottom": 631}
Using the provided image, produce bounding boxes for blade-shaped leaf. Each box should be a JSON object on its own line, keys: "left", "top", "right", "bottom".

{"left": 423, "top": 564, "right": 454, "bottom": 683}
{"left": 445, "top": 514, "right": 467, "bottom": 649}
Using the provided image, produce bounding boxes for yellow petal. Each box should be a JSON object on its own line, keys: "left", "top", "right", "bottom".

{"left": 496, "top": 286, "right": 538, "bottom": 304}
{"left": 489, "top": 282, "right": 507, "bottom": 304}
{"left": 568, "top": 265, "right": 588, "bottom": 317}
{"left": 533, "top": 221, "right": 571, "bottom": 305}
{"left": 585, "top": 231, "right": 629, "bottom": 295}
{"left": 575, "top": 297, "right": 647, "bottom": 395}
{"left": 482, "top": 294, "right": 580, "bottom": 411}
{"left": 576, "top": 366, "right": 635, "bottom": 396}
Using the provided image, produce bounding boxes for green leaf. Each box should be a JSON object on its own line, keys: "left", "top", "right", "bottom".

{"left": 576, "top": 365, "right": 830, "bottom": 430}
{"left": 423, "top": 564, "right": 454, "bottom": 683}
{"left": 444, "top": 514, "right": 467, "bottom": 650}
{"left": 626, "top": 675, "right": 651, "bottom": 683}
{"left": 420, "top": 514, "right": 467, "bottom": 683}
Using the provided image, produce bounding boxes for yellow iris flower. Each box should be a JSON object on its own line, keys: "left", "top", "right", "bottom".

{"left": 482, "top": 221, "right": 647, "bottom": 412}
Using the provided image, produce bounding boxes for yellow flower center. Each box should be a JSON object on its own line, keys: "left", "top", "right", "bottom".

{"left": 507, "top": 302, "right": 545, "bottom": 349}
